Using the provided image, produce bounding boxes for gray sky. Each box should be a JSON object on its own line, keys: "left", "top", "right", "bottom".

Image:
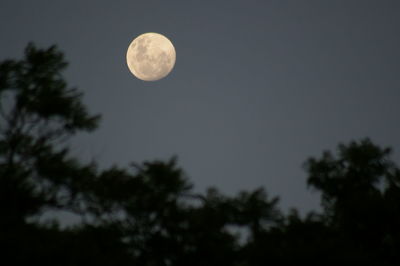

{"left": 1, "top": 0, "right": 399, "bottom": 215}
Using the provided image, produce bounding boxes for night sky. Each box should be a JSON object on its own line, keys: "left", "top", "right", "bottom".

{"left": 1, "top": 0, "right": 399, "bottom": 217}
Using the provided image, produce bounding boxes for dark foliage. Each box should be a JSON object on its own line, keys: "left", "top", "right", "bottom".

{"left": 1, "top": 44, "right": 399, "bottom": 265}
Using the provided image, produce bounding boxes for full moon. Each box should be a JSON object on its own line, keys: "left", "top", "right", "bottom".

{"left": 126, "top": 32, "right": 176, "bottom": 81}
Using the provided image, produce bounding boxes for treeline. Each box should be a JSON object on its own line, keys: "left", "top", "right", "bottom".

{"left": 0, "top": 44, "right": 399, "bottom": 266}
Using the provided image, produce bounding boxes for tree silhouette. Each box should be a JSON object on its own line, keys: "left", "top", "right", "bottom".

{"left": 304, "top": 139, "right": 400, "bottom": 265}
{"left": 0, "top": 43, "right": 104, "bottom": 265}
{"left": 0, "top": 43, "right": 99, "bottom": 223}
{"left": 1, "top": 44, "right": 399, "bottom": 266}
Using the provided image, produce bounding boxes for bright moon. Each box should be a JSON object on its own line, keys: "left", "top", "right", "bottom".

{"left": 126, "top": 32, "right": 176, "bottom": 81}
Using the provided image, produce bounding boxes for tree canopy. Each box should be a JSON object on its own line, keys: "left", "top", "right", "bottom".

{"left": 1, "top": 44, "right": 399, "bottom": 266}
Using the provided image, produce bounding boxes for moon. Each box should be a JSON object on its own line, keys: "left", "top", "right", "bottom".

{"left": 126, "top": 32, "right": 176, "bottom": 81}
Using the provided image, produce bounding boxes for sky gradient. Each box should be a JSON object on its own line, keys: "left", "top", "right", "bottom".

{"left": 1, "top": 0, "right": 399, "bottom": 216}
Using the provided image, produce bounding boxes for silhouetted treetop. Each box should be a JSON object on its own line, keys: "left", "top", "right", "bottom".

{"left": 0, "top": 43, "right": 99, "bottom": 135}
{"left": 303, "top": 139, "right": 400, "bottom": 264}
{"left": 0, "top": 43, "right": 100, "bottom": 226}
